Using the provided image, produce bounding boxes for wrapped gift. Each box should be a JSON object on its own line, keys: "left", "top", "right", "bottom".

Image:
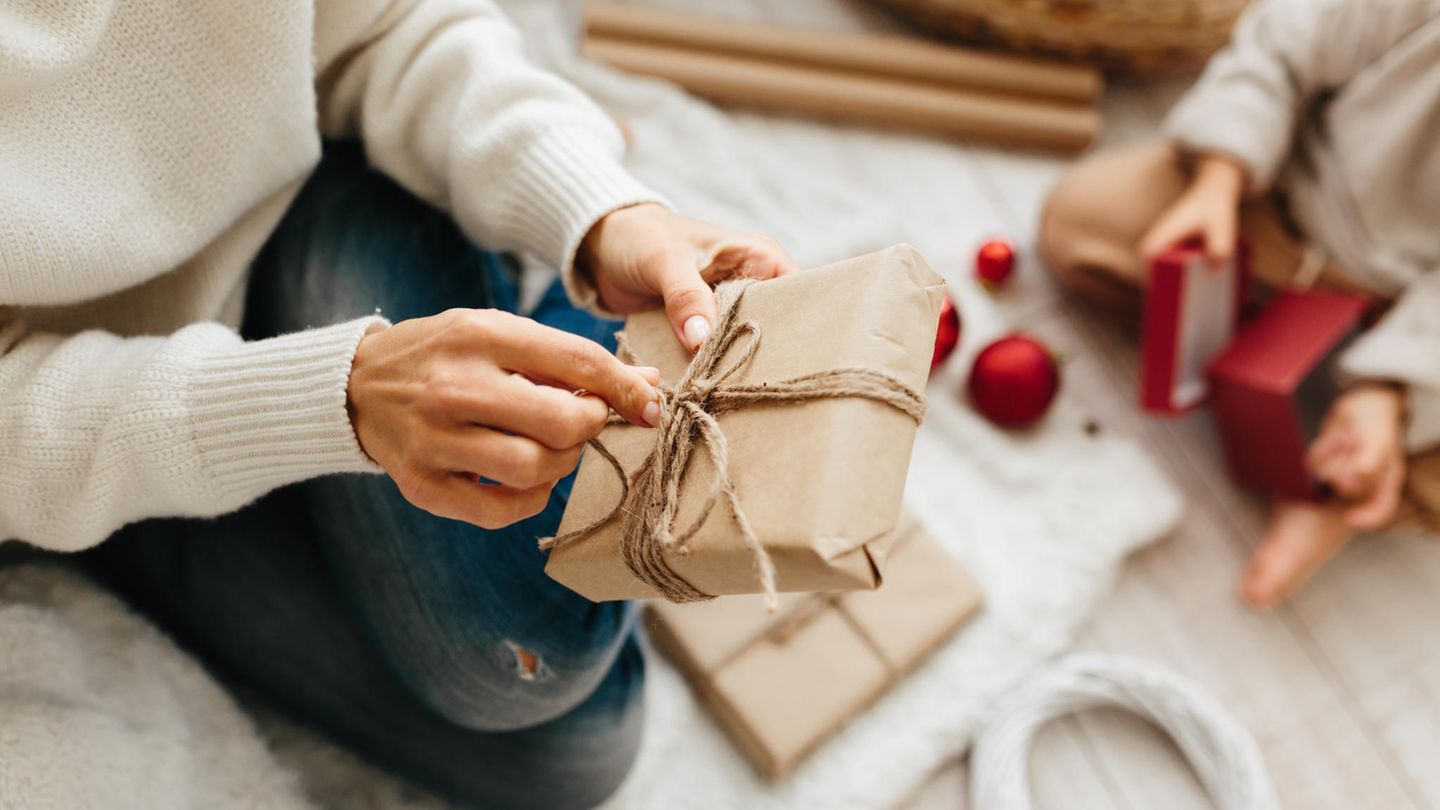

{"left": 1207, "top": 290, "right": 1371, "bottom": 499}
{"left": 544, "top": 245, "right": 945, "bottom": 603}
{"left": 646, "top": 513, "right": 983, "bottom": 779}
{"left": 1139, "top": 241, "right": 1246, "bottom": 414}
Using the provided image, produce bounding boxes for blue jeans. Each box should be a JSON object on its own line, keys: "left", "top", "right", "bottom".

{"left": 84, "top": 142, "right": 643, "bottom": 810}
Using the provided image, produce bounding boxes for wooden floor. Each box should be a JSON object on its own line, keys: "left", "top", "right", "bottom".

{"left": 594, "top": 0, "right": 1440, "bottom": 806}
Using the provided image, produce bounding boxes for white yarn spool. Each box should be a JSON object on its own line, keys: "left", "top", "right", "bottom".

{"left": 970, "top": 653, "right": 1279, "bottom": 810}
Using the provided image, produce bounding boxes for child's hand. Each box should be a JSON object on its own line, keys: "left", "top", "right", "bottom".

{"left": 1139, "top": 151, "right": 1247, "bottom": 265}
{"left": 579, "top": 204, "right": 800, "bottom": 352}
{"left": 1241, "top": 384, "right": 1407, "bottom": 608}
{"left": 1308, "top": 383, "right": 1409, "bottom": 529}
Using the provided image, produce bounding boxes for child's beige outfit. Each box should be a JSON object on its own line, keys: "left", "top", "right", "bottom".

{"left": 1042, "top": 0, "right": 1440, "bottom": 524}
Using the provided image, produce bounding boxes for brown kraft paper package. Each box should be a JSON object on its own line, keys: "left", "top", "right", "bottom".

{"left": 646, "top": 512, "right": 984, "bottom": 779}
{"left": 582, "top": 37, "right": 1099, "bottom": 153}
{"left": 544, "top": 244, "right": 946, "bottom": 602}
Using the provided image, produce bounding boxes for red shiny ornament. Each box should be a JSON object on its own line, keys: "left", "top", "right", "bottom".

{"left": 975, "top": 238, "right": 1016, "bottom": 290}
{"left": 968, "top": 334, "right": 1060, "bottom": 428}
{"left": 931, "top": 294, "right": 962, "bottom": 374}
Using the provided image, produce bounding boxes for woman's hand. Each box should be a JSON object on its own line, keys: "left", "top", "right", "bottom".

{"left": 579, "top": 204, "right": 801, "bottom": 351}
{"left": 1308, "top": 383, "right": 1409, "bottom": 530}
{"left": 1139, "top": 152, "right": 1247, "bottom": 265}
{"left": 347, "top": 310, "right": 660, "bottom": 528}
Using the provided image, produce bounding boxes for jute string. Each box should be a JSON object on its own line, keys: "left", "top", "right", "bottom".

{"left": 539, "top": 280, "right": 926, "bottom": 608}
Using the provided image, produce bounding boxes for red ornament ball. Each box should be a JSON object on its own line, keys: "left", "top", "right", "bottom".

{"left": 975, "top": 238, "right": 1016, "bottom": 290}
{"left": 931, "top": 294, "right": 962, "bottom": 374}
{"left": 967, "top": 334, "right": 1060, "bottom": 428}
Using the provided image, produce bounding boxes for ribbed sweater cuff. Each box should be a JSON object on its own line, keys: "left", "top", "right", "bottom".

{"left": 498, "top": 126, "right": 667, "bottom": 313}
{"left": 1341, "top": 328, "right": 1440, "bottom": 452}
{"left": 187, "top": 317, "right": 386, "bottom": 504}
{"left": 1164, "top": 90, "right": 1288, "bottom": 195}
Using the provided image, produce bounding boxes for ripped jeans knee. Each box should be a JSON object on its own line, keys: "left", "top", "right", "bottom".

{"left": 390, "top": 600, "right": 639, "bottom": 733}
{"left": 504, "top": 639, "right": 549, "bottom": 683}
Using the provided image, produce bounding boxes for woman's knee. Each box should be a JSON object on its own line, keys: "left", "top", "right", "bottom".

{"left": 437, "top": 640, "right": 646, "bottom": 810}
{"left": 303, "top": 466, "right": 639, "bottom": 732}
{"left": 395, "top": 599, "right": 640, "bottom": 733}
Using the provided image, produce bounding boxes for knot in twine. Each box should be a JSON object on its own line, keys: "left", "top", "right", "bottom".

{"left": 539, "top": 280, "right": 926, "bottom": 608}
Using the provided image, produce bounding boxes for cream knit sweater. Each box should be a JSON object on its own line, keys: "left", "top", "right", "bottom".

{"left": 0, "top": 0, "right": 661, "bottom": 551}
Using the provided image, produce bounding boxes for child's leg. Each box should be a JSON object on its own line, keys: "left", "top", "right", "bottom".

{"left": 1242, "top": 450, "right": 1440, "bottom": 608}
{"left": 1241, "top": 500, "right": 1355, "bottom": 608}
{"left": 85, "top": 141, "right": 640, "bottom": 809}
{"left": 1039, "top": 141, "right": 1190, "bottom": 317}
{"left": 1040, "top": 140, "right": 1364, "bottom": 316}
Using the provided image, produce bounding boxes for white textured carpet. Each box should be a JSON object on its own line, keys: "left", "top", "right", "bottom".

{"left": 595, "top": 378, "right": 1182, "bottom": 810}
{"left": 0, "top": 3, "right": 1184, "bottom": 808}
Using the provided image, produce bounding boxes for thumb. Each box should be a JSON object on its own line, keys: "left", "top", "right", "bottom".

{"left": 658, "top": 257, "right": 719, "bottom": 353}
{"left": 1139, "top": 211, "right": 1193, "bottom": 263}
{"left": 1205, "top": 213, "right": 1237, "bottom": 266}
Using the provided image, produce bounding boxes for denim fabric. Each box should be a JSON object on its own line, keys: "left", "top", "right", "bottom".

{"left": 84, "top": 142, "right": 642, "bottom": 810}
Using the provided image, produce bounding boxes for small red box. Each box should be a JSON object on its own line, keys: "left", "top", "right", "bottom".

{"left": 1206, "top": 290, "right": 1371, "bottom": 500}
{"left": 1140, "top": 244, "right": 1246, "bottom": 414}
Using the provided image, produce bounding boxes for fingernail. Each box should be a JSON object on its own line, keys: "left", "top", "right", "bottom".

{"left": 683, "top": 316, "right": 711, "bottom": 350}
{"left": 636, "top": 366, "right": 661, "bottom": 384}
{"left": 642, "top": 400, "right": 660, "bottom": 428}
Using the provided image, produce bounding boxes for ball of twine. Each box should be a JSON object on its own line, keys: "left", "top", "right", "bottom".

{"left": 971, "top": 653, "right": 1279, "bottom": 810}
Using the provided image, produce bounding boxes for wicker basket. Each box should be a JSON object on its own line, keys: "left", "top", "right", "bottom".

{"left": 871, "top": 0, "right": 1250, "bottom": 75}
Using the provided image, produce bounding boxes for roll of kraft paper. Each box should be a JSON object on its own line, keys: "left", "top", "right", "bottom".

{"left": 586, "top": 4, "right": 1102, "bottom": 104}
{"left": 584, "top": 36, "right": 1099, "bottom": 152}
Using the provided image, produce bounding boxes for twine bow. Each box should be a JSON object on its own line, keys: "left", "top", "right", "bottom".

{"left": 539, "top": 280, "right": 926, "bottom": 608}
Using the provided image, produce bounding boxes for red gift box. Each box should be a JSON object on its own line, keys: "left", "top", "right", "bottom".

{"left": 1206, "top": 290, "right": 1371, "bottom": 500}
{"left": 1140, "top": 243, "right": 1246, "bottom": 414}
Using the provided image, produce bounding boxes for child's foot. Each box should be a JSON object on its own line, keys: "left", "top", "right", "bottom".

{"left": 1240, "top": 500, "right": 1354, "bottom": 609}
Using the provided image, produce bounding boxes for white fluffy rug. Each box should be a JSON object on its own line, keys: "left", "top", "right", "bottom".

{"left": 0, "top": 3, "right": 1184, "bottom": 809}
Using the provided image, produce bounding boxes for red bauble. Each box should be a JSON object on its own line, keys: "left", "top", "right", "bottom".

{"left": 931, "top": 294, "right": 962, "bottom": 374}
{"left": 975, "top": 238, "right": 1016, "bottom": 290}
{"left": 968, "top": 334, "right": 1060, "bottom": 428}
